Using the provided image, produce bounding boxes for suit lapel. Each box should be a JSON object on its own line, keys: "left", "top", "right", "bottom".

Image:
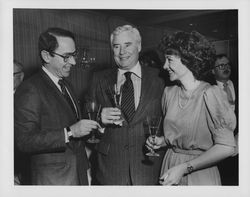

{"left": 132, "top": 67, "right": 154, "bottom": 122}
{"left": 40, "top": 70, "right": 81, "bottom": 151}
{"left": 40, "top": 70, "right": 79, "bottom": 120}
{"left": 102, "top": 68, "right": 117, "bottom": 106}
{"left": 101, "top": 67, "right": 155, "bottom": 124}
{"left": 100, "top": 69, "right": 129, "bottom": 126}
{"left": 98, "top": 67, "right": 155, "bottom": 124}
{"left": 63, "top": 80, "right": 81, "bottom": 120}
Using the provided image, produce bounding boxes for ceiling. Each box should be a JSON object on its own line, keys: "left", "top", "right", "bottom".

{"left": 90, "top": 9, "right": 238, "bottom": 41}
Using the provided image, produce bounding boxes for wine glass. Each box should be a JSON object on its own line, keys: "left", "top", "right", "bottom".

{"left": 146, "top": 116, "right": 162, "bottom": 157}
{"left": 85, "top": 100, "right": 101, "bottom": 143}
{"left": 111, "top": 84, "right": 124, "bottom": 126}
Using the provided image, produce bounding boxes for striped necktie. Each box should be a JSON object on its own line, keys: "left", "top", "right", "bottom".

{"left": 223, "top": 82, "right": 235, "bottom": 105}
{"left": 58, "top": 79, "right": 78, "bottom": 118}
{"left": 121, "top": 72, "right": 135, "bottom": 122}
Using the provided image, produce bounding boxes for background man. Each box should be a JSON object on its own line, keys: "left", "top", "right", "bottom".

{"left": 14, "top": 60, "right": 26, "bottom": 185}
{"left": 13, "top": 60, "right": 24, "bottom": 93}
{"left": 212, "top": 54, "right": 238, "bottom": 185}
{"left": 14, "top": 27, "right": 100, "bottom": 185}
{"left": 212, "top": 54, "right": 236, "bottom": 110}
{"left": 89, "top": 25, "right": 165, "bottom": 185}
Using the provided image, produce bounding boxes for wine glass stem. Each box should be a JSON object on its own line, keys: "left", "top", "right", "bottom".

{"left": 152, "top": 135, "right": 155, "bottom": 144}
{"left": 152, "top": 135, "right": 157, "bottom": 153}
{"left": 91, "top": 130, "right": 96, "bottom": 138}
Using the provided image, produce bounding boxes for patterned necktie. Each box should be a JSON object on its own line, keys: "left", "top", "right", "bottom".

{"left": 223, "top": 82, "right": 235, "bottom": 105}
{"left": 121, "top": 72, "right": 135, "bottom": 122}
{"left": 58, "top": 79, "right": 78, "bottom": 118}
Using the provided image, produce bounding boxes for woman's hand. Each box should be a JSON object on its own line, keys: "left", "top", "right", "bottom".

{"left": 159, "top": 163, "right": 187, "bottom": 185}
{"left": 146, "top": 136, "right": 166, "bottom": 150}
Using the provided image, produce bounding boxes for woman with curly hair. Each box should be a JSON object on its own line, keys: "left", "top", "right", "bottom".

{"left": 146, "top": 31, "right": 236, "bottom": 185}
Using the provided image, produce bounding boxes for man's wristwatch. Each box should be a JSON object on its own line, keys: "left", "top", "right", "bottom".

{"left": 186, "top": 162, "right": 194, "bottom": 174}
{"left": 66, "top": 126, "right": 73, "bottom": 140}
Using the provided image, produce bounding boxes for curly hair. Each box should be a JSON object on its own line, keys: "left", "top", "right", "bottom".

{"left": 158, "top": 31, "right": 216, "bottom": 81}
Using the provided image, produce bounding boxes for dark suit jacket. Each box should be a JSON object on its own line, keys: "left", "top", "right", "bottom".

{"left": 14, "top": 69, "right": 89, "bottom": 185}
{"left": 90, "top": 66, "right": 165, "bottom": 185}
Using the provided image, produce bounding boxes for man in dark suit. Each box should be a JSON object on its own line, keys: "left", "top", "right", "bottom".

{"left": 14, "top": 27, "right": 100, "bottom": 185}
{"left": 89, "top": 25, "right": 165, "bottom": 185}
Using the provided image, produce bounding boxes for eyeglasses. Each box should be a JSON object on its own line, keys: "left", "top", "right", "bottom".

{"left": 13, "top": 71, "right": 23, "bottom": 76}
{"left": 50, "top": 51, "right": 78, "bottom": 62}
{"left": 214, "top": 63, "right": 231, "bottom": 70}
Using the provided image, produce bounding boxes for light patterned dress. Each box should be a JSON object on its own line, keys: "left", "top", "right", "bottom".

{"left": 161, "top": 81, "right": 236, "bottom": 185}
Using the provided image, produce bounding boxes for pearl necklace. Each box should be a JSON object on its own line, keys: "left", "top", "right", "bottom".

{"left": 178, "top": 81, "right": 201, "bottom": 109}
{"left": 178, "top": 88, "right": 194, "bottom": 109}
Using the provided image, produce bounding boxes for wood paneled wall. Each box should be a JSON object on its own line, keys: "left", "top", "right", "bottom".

{"left": 13, "top": 9, "right": 165, "bottom": 99}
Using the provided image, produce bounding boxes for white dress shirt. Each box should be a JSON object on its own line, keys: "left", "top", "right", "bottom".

{"left": 117, "top": 62, "right": 142, "bottom": 109}
{"left": 216, "top": 79, "right": 235, "bottom": 111}
{"left": 42, "top": 66, "right": 74, "bottom": 143}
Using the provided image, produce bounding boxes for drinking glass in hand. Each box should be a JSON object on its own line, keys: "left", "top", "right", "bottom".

{"left": 146, "top": 116, "right": 162, "bottom": 157}
{"left": 112, "top": 84, "right": 124, "bottom": 125}
{"left": 85, "top": 101, "right": 101, "bottom": 143}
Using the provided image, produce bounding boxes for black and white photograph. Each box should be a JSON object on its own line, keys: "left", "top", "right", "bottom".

{"left": 1, "top": 0, "right": 250, "bottom": 196}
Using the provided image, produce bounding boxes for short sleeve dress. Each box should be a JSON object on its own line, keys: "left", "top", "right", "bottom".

{"left": 161, "top": 81, "right": 236, "bottom": 185}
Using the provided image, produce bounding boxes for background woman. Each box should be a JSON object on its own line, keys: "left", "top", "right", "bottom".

{"left": 146, "top": 31, "right": 236, "bottom": 185}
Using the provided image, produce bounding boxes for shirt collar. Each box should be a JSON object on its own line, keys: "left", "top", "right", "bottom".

{"left": 42, "top": 66, "right": 61, "bottom": 85}
{"left": 118, "top": 61, "right": 142, "bottom": 79}
{"left": 216, "top": 79, "right": 232, "bottom": 87}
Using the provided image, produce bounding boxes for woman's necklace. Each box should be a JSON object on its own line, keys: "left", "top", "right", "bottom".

{"left": 178, "top": 81, "right": 201, "bottom": 109}
{"left": 178, "top": 88, "right": 193, "bottom": 109}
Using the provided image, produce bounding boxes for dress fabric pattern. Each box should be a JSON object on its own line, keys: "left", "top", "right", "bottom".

{"left": 160, "top": 81, "right": 236, "bottom": 185}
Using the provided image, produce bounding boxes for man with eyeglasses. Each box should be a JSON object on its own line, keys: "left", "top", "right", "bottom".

{"left": 212, "top": 53, "right": 238, "bottom": 185}
{"left": 14, "top": 27, "right": 100, "bottom": 185}
{"left": 212, "top": 54, "right": 235, "bottom": 110}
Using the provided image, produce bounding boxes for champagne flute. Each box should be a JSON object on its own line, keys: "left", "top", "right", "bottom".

{"left": 85, "top": 100, "right": 101, "bottom": 143}
{"left": 111, "top": 84, "right": 124, "bottom": 125}
{"left": 146, "top": 116, "right": 162, "bottom": 157}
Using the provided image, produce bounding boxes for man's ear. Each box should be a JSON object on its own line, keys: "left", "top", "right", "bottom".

{"left": 20, "top": 72, "right": 24, "bottom": 81}
{"left": 211, "top": 69, "right": 215, "bottom": 75}
{"left": 138, "top": 42, "right": 141, "bottom": 53}
{"left": 41, "top": 50, "right": 51, "bottom": 64}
